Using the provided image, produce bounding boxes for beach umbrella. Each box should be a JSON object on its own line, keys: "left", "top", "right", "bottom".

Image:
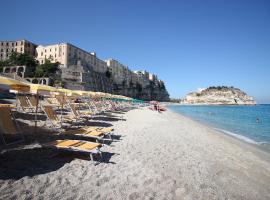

{"left": 0, "top": 76, "right": 30, "bottom": 93}
{"left": 29, "top": 84, "right": 57, "bottom": 95}
{"left": 56, "top": 88, "right": 73, "bottom": 96}
{"left": 73, "top": 90, "right": 89, "bottom": 96}
{"left": 86, "top": 91, "right": 96, "bottom": 97}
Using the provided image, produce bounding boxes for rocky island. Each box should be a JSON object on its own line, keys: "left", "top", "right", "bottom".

{"left": 182, "top": 86, "right": 256, "bottom": 105}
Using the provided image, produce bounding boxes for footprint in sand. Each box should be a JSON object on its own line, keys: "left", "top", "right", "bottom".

{"left": 96, "top": 176, "right": 110, "bottom": 186}
{"left": 128, "top": 191, "right": 140, "bottom": 200}
{"left": 143, "top": 178, "right": 153, "bottom": 186}
{"left": 175, "top": 187, "right": 192, "bottom": 200}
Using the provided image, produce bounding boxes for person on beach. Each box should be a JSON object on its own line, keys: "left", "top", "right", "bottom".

{"left": 154, "top": 103, "right": 158, "bottom": 111}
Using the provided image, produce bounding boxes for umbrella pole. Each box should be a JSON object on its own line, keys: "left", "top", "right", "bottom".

{"left": 60, "top": 95, "right": 64, "bottom": 129}
{"left": 34, "top": 92, "right": 39, "bottom": 134}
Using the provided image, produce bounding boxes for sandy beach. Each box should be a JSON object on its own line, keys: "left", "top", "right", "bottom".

{"left": 1, "top": 107, "right": 270, "bottom": 200}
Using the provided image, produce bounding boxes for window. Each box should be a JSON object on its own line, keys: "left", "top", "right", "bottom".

{"left": 41, "top": 60, "right": 43, "bottom": 64}
{"left": 50, "top": 49, "right": 51, "bottom": 52}
{"left": 21, "top": 41, "right": 23, "bottom": 45}
{"left": 0, "top": 54, "right": 2, "bottom": 57}
{"left": 6, "top": 42, "right": 9, "bottom": 46}
{"left": 12, "top": 43, "right": 14, "bottom": 46}
{"left": 11, "top": 49, "right": 14, "bottom": 52}
{"left": 0, "top": 49, "right": 2, "bottom": 52}
{"left": 41, "top": 52, "right": 43, "bottom": 56}
{"left": 15, "top": 42, "right": 17, "bottom": 46}
{"left": 21, "top": 47, "right": 23, "bottom": 52}
{"left": 15, "top": 48, "right": 17, "bottom": 52}
{"left": 1, "top": 42, "right": 3, "bottom": 45}
{"left": 6, "top": 49, "right": 8, "bottom": 52}
{"left": 45, "top": 49, "right": 46, "bottom": 53}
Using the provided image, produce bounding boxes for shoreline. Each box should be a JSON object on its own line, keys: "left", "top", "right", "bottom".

{"left": 167, "top": 108, "right": 270, "bottom": 163}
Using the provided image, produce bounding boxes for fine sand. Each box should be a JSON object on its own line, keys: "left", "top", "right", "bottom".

{"left": 1, "top": 107, "right": 270, "bottom": 200}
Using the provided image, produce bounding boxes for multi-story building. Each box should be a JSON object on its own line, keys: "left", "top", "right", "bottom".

{"left": 0, "top": 39, "right": 37, "bottom": 61}
{"left": 36, "top": 42, "right": 111, "bottom": 92}
{"left": 36, "top": 43, "right": 107, "bottom": 73}
{"left": 106, "top": 59, "right": 131, "bottom": 85}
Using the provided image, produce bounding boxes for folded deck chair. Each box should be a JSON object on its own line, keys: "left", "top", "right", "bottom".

{"left": 0, "top": 106, "right": 24, "bottom": 145}
{"left": 43, "top": 139, "right": 102, "bottom": 162}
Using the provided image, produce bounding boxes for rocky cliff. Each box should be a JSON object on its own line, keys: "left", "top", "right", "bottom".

{"left": 182, "top": 86, "right": 256, "bottom": 105}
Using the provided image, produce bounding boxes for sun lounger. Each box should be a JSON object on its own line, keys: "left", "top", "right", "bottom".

{"left": 0, "top": 106, "right": 24, "bottom": 145}
{"left": 69, "top": 103, "right": 93, "bottom": 118}
{"left": 42, "top": 105, "right": 113, "bottom": 140}
{"left": 0, "top": 106, "right": 103, "bottom": 162}
{"left": 64, "top": 127, "right": 113, "bottom": 141}
{"left": 43, "top": 139, "right": 103, "bottom": 162}
{"left": 42, "top": 105, "right": 78, "bottom": 130}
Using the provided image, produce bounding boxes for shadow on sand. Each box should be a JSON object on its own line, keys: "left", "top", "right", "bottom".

{"left": 91, "top": 116, "right": 125, "bottom": 122}
{"left": 0, "top": 148, "right": 117, "bottom": 180}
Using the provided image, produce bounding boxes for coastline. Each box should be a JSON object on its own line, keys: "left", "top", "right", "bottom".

{"left": 1, "top": 107, "right": 270, "bottom": 199}
{"left": 167, "top": 107, "right": 270, "bottom": 162}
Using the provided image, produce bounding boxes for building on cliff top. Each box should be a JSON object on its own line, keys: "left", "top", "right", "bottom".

{"left": 0, "top": 39, "right": 170, "bottom": 101}
{"left": 0, "top": 39, "right": 37, "bottom": 61}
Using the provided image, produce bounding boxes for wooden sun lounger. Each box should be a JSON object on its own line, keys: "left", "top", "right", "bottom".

{"left": 43, "top": 139, "right": 103, "bottom": 162}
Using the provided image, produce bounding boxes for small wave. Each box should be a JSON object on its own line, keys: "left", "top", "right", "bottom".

{"left": 214, "top": 128, "right": 261, "bottom": 145}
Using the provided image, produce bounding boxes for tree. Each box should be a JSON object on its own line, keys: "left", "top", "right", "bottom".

{"left": 0, "top": 60, "right": 9, "bottom": 72}
{"left": 0, "top": 52, "right": 38, "bottom": 76}
{"left": 35, "top": 59, "right": 60, "bottom": 77}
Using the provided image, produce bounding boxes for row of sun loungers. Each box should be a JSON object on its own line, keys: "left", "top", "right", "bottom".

{"left": 0, "top": 94, "right": 136, "bottom": 163}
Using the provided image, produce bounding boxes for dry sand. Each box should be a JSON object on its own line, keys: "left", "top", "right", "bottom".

{"left": 0, "top": 107, "right": 270, "bottom": 200}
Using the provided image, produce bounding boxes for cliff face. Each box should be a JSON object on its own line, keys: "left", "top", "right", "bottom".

{"left": 182, "top": 86, "right": 256, "bottom": 105}
{"left": 114, "top": 81, "right": 170, "bottom": 101}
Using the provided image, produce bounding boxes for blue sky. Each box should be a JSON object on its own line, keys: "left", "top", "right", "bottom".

{"left": 1, "top": 0, "right": 270, "bottom": 103}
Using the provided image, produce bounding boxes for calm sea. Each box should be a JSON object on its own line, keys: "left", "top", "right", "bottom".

{"left": 168, "top": 104, "right": 270, "bottom": 149}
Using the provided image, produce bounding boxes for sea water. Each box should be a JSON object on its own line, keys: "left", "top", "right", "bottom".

{"left": 169, "top": 104, "right": 270, "bottom": 148}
